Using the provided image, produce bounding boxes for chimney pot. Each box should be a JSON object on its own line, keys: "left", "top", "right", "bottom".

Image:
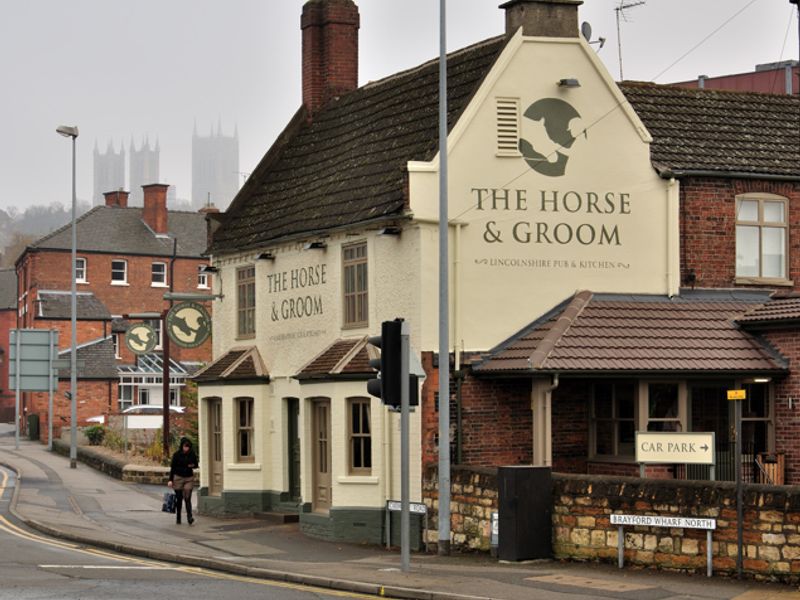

{"left": 301, "top": 0, "right": 360, "bottom": 115}
{"left": 500, "top": 0, "right": 582, "bottom": 38}
{"left": 103, "top": 189, "right": 129, "bottom": 208}
{"left": 142, "top": 184, "right": 169, "bottom": 234}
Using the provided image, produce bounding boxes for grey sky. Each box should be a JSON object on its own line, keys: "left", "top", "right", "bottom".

{"left": 0, "top": 0, "right": 796, "bottom": 213}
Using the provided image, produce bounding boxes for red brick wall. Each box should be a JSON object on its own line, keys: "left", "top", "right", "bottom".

{"left": 763, "top": 329, "right": 800, "bottom": 485}
{"left": 0, "top": 308, "right": 15, "bottom": 422}
{"left": 680, "top": 178, "right": 800, "bottom": 289}
{"left": 420, "top": 352, "right": 532, "bottom": 468}
{"left": 552, "top": 380, "right": 590, "bottom": 473}
{"left": 29, "top": 379, "right": 113, "bottom": 444}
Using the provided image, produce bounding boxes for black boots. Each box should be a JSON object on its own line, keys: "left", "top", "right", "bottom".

{"left": 175, "top": 490, "right": 183, "bottom": 524}
{"left": 186, "top": 496, "right": 194, "bottom": 525}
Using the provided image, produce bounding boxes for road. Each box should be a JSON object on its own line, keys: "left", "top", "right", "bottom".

{"left": 0, "top": 433, "right": 371, "bottom": 599}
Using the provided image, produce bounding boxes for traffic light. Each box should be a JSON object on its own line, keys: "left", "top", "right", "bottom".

{"left": 367, "top": 319, "right": 402, "bottom": 407}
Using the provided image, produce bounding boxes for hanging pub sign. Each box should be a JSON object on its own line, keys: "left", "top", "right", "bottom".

{"left": 166, "top": 302, "right": 211, "bottom": 349}
{"left": 125, "top": 323, "right": 158, "bottom": 355}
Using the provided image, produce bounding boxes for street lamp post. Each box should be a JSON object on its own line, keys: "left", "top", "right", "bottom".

{"left": 56, "top": 124, "right": 79, "bottom": 469}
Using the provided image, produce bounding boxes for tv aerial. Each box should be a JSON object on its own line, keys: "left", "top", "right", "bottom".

{"left": 614, "top": 1, "right": 646, "bottom": 81}
{"left": 580, "top": 21, "right": 607, "bottom": 53}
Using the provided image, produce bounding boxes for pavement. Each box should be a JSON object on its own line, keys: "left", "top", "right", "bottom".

{"left": 1, "top": 426, "right": 800, "bottom": 600}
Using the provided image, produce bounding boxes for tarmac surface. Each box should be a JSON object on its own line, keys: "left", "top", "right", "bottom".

{"left": 2, "top": 424, "right": 800, "bottom": 600}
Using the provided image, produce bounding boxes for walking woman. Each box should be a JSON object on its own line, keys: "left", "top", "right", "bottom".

{"left": 168, "top": 437, "right": 198, "bottom": 525}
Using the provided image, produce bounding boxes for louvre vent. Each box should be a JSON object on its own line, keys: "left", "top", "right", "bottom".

{"left": 496, "top": 97, "right": 521, "bottom": 156}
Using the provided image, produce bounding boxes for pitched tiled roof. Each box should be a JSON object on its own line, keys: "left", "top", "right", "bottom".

{"left": 474, "top": 290, "right": 787, "bottom": 375}
{"left": 36, "top": 291, "right": 111, "bottom": 320}
{"left": 57, "top": 337, "right": 117, "bottom": 380}
{"left": 193, "top": 347, "right": 269, "bottom": 384}
{"left": 0, "top": 269, "right": 16, "bottom": 310}
{"left": 737, "top": 294, "right": 800, "bottom": 326}
{"left": 31, "top": 206, "right": 208, "bottom": 257}
{"left": 621, "top": 82, "right": 800, "bottom": 177}
{"left": 210, "top": 37, "right": 506, "bottom": 254}
{"left": 295, "top": 337, "right": 376, "bottom": 381}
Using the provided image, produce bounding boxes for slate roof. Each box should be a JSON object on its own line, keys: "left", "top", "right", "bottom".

{"left": 737, "top": 294, "right": 800, "bottom": 327}
{"left": 621, "top": 82, "right": 800, "bottom": 177}
{"left": 36, "top": 290, "right": 111, "bottom": 320}
{"left": 57, "top": 337, "right": 117, "bottom": 380}
{"left": 193, "top": 346, "right": 269, "bottom": 384}
{"left": 295, "top": 337, "right": 376, "bottom": 382}
{"left": 30, "top": 206, "right": 208, "bottom": 257}
{"left": 474, "top": 290, "right": 787, "bottom": 376}
{"left": 210, "top": 36, "right": 507, "bottom": 254}
{"left": 0, "top": 269, "right": 16, "bottom": 310}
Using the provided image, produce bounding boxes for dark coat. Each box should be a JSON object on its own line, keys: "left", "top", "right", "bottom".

{"left": 169, "top": 438, "right": 198, "bottom": 481}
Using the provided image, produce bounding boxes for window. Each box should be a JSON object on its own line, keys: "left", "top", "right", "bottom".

{"left": 348, "top": 398, "right": 372, "bottom": 474}
{"left": 198, "top": 267, "right": 209, "bottom": 289}
{"left": 146, "top": 319, "right": 163, "bottom": 350}
{"left": 741, "top": 383, "right": 773, "bottom": 455}
{"left": 343, "top": 242, "right": 368, "bottom": 327}
{"left": 169, "top": 388, "right": 179, "bottom": 406}
{"left": 151, "top": 262, "right": 167, "bottom": 286}
{"left": 736, "top": 194, "right": 788, "bottom": 281}
{"left": 75, "top": 257, "right": 87, "bottom": 283}
{"left": 647, "top": 383, "right": 681, "bottom": 432}
{"left": 235, "top": 397, "right": 254, "bottom": 462}
{"left": 112, "top": 334, "right": 121, "bottom": 359}
{"left": 118, "top": 385, "right": 132, "bottom": 411}
{"left": 237, "top": 266, "right": 256, "bottom": 338}
{"left": 139, "top": 388, "right": 150, "bottom": 405}
{"left": 592, "top": 382, "right": 635, "bottom": 457}
{"left": 111, "top": 259, "right": 128, "bottom": 284}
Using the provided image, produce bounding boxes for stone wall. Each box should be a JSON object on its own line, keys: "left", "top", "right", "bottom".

{"left": 424, "top": 465, "right": 498, "bottom": 552}
{"left": 424, "top": 465, "right": 800, "bottom": 581}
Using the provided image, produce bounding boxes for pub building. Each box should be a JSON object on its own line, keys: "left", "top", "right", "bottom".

{"left": 194, "top": 0, "right": 800, "bottom": 544}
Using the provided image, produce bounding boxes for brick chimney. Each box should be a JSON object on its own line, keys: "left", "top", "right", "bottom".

{"left": 103, "top": 190, "right": 129, "bottom": 208}
{"left": 301, "top": 0, "right": 360, "bottom": 115}
{"left": 500, "top": 0, "right": 581, "bottom": 38}
{"left": 142, "top": 184, "right": 169, "bottom": 234}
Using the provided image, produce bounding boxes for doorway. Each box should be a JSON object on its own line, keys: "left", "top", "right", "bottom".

{"left": 207, "top": 397, "right": 223, "bottom": 496}
{"left": 311, "top": 399, "right": 332, "bottom": 512}
{"left": 287, "top": 398, "right": 301, "bottom": 502}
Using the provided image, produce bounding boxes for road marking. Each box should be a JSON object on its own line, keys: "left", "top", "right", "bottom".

{"left": 0, "top": 514, "right": 376, "bottom": 598}
{"left": 733, "top": 592, "right": 800, "bottom": 599}
{"left": 526, "top": 573, "right": 655, "bottom": 592}
{"left": 39, "top": 565, "right": 175, "bottom": 570}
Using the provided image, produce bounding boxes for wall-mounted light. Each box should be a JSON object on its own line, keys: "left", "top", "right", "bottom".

{"left": 303, "top": 241, "right": 327, "bottom": 250}
{"left": 199, "top": 265, "right": 219, "bottom": 273}
{"left": 257, "top": 252, "right": 275, "bottom": 261}
{"left": 558, "top": 78, "right": 581, "bottom": 88}
{"left": 378, "top": 227, "right": 402, "bottom": 236}
{"left": 752, "top": 378, "right": 771, "bottom": 384}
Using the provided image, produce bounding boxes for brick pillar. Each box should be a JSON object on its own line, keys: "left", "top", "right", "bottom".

{"left": 142, "top": 184, "right": 169, "bottom": 234}
{"left": 301, "top": 0, "right": 360, "bottom": 115}
{"left": 103, "top": 190, "right": 129, "bottom": 208}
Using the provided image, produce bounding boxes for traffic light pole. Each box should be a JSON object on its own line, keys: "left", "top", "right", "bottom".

{"left": 400, "top": 320, "right": 411, "bottom": 573}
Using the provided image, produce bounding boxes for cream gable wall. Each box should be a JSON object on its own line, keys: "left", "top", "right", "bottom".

{"left": 410, "top": 33, "right": 679, "bottom": 351}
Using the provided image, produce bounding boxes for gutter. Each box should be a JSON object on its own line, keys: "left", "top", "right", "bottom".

{"left": 659, "top": 169, "right": 800, "bottom": 182}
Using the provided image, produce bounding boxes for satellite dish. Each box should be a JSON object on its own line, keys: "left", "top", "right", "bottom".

{"left": 581, "top": 21, "right": 592, "bottom": 42}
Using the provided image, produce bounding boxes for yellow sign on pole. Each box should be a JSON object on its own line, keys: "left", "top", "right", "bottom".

{"left": 727, "top": 389, "right": 746, "bottom": 401}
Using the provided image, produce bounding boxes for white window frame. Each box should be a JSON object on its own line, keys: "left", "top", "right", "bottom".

{"left": 235, "top": 396, "right": 255, "bottom": 463}
{"left": 348, "top": 397, "right": 372, "bottom": 475}
{"left": 139, "top": 387, "right": 150, "bottom": 405}
{"left": 735, "top": 193, "right": 790, "bottom": 284}
{"left": 197, "top": 267, "right": 209, "bottom": 289}
{"left": 118, "top": 384, "right": 133, "bottom": 411}
{"left": 112, "top": 333, "right": 121, "bottom": 359}
{"left": 151, "top": 262, "right": 168, "bottom": 287}
{"left": 111, "top": 259, "right": 128, "bottom": 285}
{"left": 75, "top": 257, "right": 87, "bottom": 283}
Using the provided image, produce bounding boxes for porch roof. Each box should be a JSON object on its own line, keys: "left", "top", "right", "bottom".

{"left": 192, "top": 346, "right": 269, "bottom": 384}
{"left": 737, "top": 293, "right": 800, "bottom": 327}
{"left": 295, "top": 337, "right": 376, "bottom": 382}
{"left": 473, "top": 290, "right": 788, "bottom": 376}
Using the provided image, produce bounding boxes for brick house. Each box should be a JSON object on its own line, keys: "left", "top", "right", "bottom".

{"left": 15, "top": 185, "right": 213, "bottom": 442}
{"left": 0, "top": 269, "right": 16, "bottom": 423}
{"left": 195, "top": 0, "right": 799, "bottom": 548}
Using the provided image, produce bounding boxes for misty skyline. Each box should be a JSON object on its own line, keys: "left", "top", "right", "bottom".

{"left": 0, "top": 0, "right": 796, "bottom": 213}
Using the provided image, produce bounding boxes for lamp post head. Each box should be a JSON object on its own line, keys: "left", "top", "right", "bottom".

{"left": 56, "top": 125, "right": 79, "bottom": 139}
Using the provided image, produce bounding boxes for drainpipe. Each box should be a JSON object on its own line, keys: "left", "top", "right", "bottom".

{"left": 533, "top": 374, "right": 559, "bottom": 467}
{"left": 454, "top": 370, "right": 464, "bottom": 465}
{"left": 453, "top": 223, "right": 462, "bottom": 371}
{"left": 666, "top": 177, "right": 677, "bottom": 296}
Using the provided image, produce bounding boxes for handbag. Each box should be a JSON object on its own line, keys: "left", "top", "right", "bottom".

{"left": 162, "top": 491, "right": 176, "bottom": 514}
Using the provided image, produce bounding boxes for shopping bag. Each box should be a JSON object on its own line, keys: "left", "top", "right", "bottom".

{"left": 162, "top": 491, "right": 176, "bottom": 514}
